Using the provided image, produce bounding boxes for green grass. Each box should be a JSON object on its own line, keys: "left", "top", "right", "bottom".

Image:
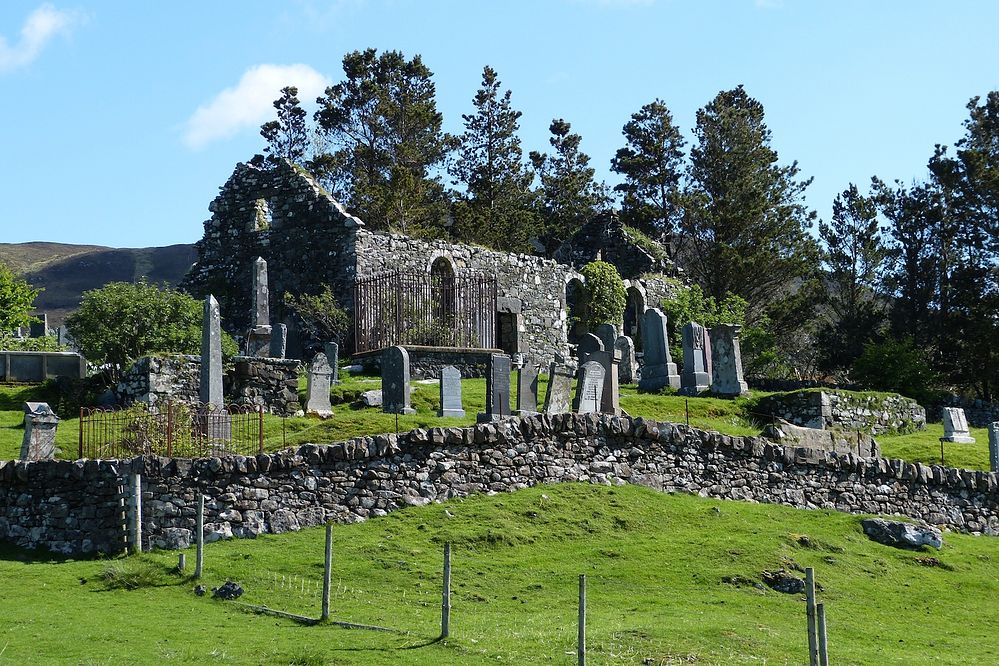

{"left": 0, "top": 483, "right": 997, "bottom": 664}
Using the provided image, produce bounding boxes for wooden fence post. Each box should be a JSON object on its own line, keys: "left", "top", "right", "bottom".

{"left": 817, "top": 602, "right": 829, "bottom": 666}
{"left": 805, "top": 567, "right": 818, "bottom": 666}
{"left": 441, "top": 542, "right": 451, "bottom": 638}
{"left": 321, "top": 522, "right": 332, "bottom": 621}
{"left": 194, "top": 494, "right": 204, "bottom": 579}
{"left": 578, "top": 574, "right": 586, "bottom": 666}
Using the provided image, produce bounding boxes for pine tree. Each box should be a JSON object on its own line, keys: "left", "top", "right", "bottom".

{"left": 259, "top": 86, "right": 308, "bottom": 164}
{"left": 610, "top": 99, "right": 686, "bottom": 258}
{"left": 684, "top": 86, "right": 819, "bottom": 321}
{"left": 529, "top": 119, "right": 609, "bottom": 255}
{"left": 314, "top": 49, "right": 452, "bottom": 235}
{"left": 450, "top": 66, "right": 538, "bottom": 252}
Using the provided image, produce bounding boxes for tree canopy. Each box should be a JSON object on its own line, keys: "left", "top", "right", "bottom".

{"left": 0, "top": 263, "right": 41, "bottom": 333}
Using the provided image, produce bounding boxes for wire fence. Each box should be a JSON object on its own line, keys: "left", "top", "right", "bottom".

{"left": 78, "top": 401, "right": 263, "bottom": 459}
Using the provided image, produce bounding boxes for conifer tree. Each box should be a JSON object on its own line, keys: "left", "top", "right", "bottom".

{"left": 260, "top": 86, "right": 309, "bottom": 164}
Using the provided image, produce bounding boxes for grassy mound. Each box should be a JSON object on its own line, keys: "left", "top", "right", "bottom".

{"left": 0, "top": 484, "right": 996, "bottom": 664}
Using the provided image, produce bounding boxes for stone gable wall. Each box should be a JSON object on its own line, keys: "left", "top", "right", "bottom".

{"left": 2, "top": 414, "right": 996, "bottom": 555}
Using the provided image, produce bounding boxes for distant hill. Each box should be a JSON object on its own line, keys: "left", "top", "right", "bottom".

{"left": 0, "top": 242, "right": 197, "bottom": 328}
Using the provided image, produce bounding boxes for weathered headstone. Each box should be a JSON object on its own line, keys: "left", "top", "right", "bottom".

{"left": 515, "top": 361, "right": 540, "bottom": 415}
{"left": 680, "top": 321, "right": 712, "bottom": 396}
{"left": 246, "top": 256, "right": 272, "bottom": 357}
{"left": 543, "top": 362, "right": 574, "bottom": 414}
{"left": 382, "top": 346, "right": 416, "bottom": 415}
{"left": 477, "top": 354, "right": 512, "bottom": 422}
{"left": 989, "top": 422, "right": 999, "bottom": 472}
{"left": 56, "top": 325, "right": 73, "bottom": 349}
{"left": 941, "top": 407, "right": 975, "bottom": 443}
{"left": 29, "top": 314, "right": 48, "bottom": 338}
{"left": 573, "top": 361, "right": 605, "bottom": 414}
{"left": 20, "top": 402, "right": 58, "bottom": 461}
{"left": 709, "top": 323, "right": 749, "bottom": 396}
{"left": 581, "top": 349, "right": 621, "bottom": 416}
{"left": 577, "top": 333, "right": 604, "bottom": 359}
{"left": 437, "top": 365, "right": 465, "bottom": 418}
{"left": 323, "top": 342, "right": 340, "bottom": 384}
{"left": 267, "top": 324, "right": 287, "bottom": 359}
{"left": 200, "top": 295, "right": 224, "bottom": 409}
{"left": 614, "top": 336, "right": 637, "bottom": 384}
{"left": 594, "top": 323, "right": 617, "bottom": 356}
{"left": 637, "top": 308, "right": 680, "bottom": 392}
{"left": 304, "top": 353, "right": 334, "bottom": 418}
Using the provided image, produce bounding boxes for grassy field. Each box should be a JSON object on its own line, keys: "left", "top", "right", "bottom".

{"left": 0, "top": 483, "right": 996, "bottom": 665}
{"left": 0, "top": 376, "right": 994, "bottom": 471}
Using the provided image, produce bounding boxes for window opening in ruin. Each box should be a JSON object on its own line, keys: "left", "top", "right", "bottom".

{"left": 253, "top": 198, "right": 273, "bottom": 231}
{"left": 495, "top": 312, "right": 520, "bottom": 356}
{"left": 565, "top": 278, "right": 586, "bottom": 345}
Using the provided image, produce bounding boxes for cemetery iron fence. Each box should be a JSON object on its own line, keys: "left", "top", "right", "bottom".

{"left": 78, "top": 401, "right": 264, "bottom": 459}
{"left": 353, "top": 270, "right": 497, "bottom": 353}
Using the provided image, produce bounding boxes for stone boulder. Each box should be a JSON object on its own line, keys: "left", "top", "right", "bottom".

{"left": 761, "top": 418, "right": 880, "bottom": 458}
{"left": 861, "top": 518, "right": 942, "bottom": 550}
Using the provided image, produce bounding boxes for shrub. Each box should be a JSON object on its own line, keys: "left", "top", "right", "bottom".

{"left": 851, "top": 337, "right": 941, "bottom": 405}
{"left": 0, "top": 333, "right": 64, "bottom": 352}
{"left": 579, "top": 261, "right": 626, "bottom": 329}
{"left": 283, "top": 284, "right": 349, "bottom": 347}
{"left": 0, "top": 263, "right": 41, "bottom": 333}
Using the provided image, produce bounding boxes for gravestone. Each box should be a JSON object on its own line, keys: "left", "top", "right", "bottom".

{"left": 573, "top": 361, "right": 605, "bottom": 414}
{"left": 577, "top": 333, "right": 604, "bottom": 359}
{"left": 200, "top": 295, "right": 224, "bottom": 408}
{"left": 437, "top": 365, "right": 465, "bottom": 418}
{"left": 246, "top": 256, "right": 272, "bottom": 357}
{"left": 614, "top": 336, "right": 637, "bottom": 384}
{"left": 304, "top": 353, "right": 334, "bottom": 418}
{"left": 989, "top": 422, "right": 999, "bottom": 472}
{"left": 20, "top": 402, "right": 58, "bottom": 461}
{"left": 324, "top": 342, "right": 340, "bottom": 384}
{"left": 680, "top": 321, "right": 712, "bottom": 396}
{"left": 594, "top": 324, "right": 617, "bottom": 356}
{"left": 382, "top": 346, "right": 416, "bottom": 414}
{"left": 709, "top": 323, "right": 749, "bottom": 396}
{"left": 941, "top": 407, "right": 975, "bottom": 443}
{"left": 515, "top": 361, "right": 540, "bottom": 415}
{"left": 477, "top": 354, "right": 512, "bottom": 422}
{"left": 637, "top": 308, "right": 680, "bottom": 392}
{"left": 543, "top": 362, "right": 574, "bottom": 414}
{"left": 56, "top": 325, "right": 74, "bottom": 350}
{"left": 29, "top": 314, "right": 48, "bottom": 338}
{"left": 269, "top": 324, "right": 288, "bottom": 359}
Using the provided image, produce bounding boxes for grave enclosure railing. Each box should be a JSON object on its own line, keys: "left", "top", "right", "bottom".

{"left": 353, "top": 271, "right": 497, "bottom": 354}
{"left": 78, "top": 402, "right": 264, "bottom": 459}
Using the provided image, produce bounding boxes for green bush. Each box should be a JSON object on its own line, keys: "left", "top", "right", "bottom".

{"left": 851, "top": 337, "right": 941, "bottom": 405}
{"left": 579, "top": 261, "right": 626, "bottom": 329}
{"left": 0, "top": 333, "right": 64, "bottom": 352}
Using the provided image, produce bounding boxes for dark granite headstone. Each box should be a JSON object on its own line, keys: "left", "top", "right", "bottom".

{"left": 477, "top": 353, "right": 512, "bottom": 422}
{"left": 543, "top": 362, "right": 574, "bottom": 414}
{"left": 989, "top": 422, "right": 999, "bottom": 472}
{"left": 269, "top": 324, "right": 288, "bottom": 359}
{"left": 304, "top": 353, "right": 334, "bottom": 418}
{"left": 437, "top": 365, "right": 465, "bottom": 418}
{"left": 515, "top": 361, "right": 540, "bottom": 415}
{"left": 573, "top": 361, "right": 605, "bottom": 414}
{"left": 614, "top": 336, "right": 637, "bottom": 384}
{"left": 577, "top": 333, "right": 604, "bottom": 359}
{"left": 29, "top": 314, "right": 48, "bottom": 338}
{"left": 382, "top": 346, "right": 416, "bottom": 415}
{"left": 594, "top": 323, "right": 617, "bottom": 355}
{"left": 638, "top": 308, "right": 680, "bottom": 392}
{"left": 680, "top": 321, "right": 711, "bottom": 396}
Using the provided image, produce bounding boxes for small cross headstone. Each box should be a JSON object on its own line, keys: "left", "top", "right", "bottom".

{"left": 382, "top": 346, "right": 416, "bottom": 415}
{"left": 680, "top": 321, "right": 712, "bottom": 396}
{"left": 709, "top": 323, "right": 749, "bottom": 396}
{"left": 573, "top": 361, "right": 605, "bottom": 414}
{"left": 478, "top": 354, "right": 512, "bottom": 423}
{"left": 638, "top": 308, "right": 680, "bottom": 392}
{"left": 614, "top": 336, "right": 637, "bottom": 384}
{"left": 594, "top": 323, "right": 617, "bottom": 356}
{"left": 989, "top": 422, "right": 999, "bottom": 472}
{"left": 577, "top": 333, "right": 604, "bottom": 359}
{"left": 515, "top": 361, "right": 540, "bottom": 415}
{"left": 20, "top": 402, "right": 58, "bottom": 461}
{"left": 324, "top": 342, "right": 340, "bottom": 385}
{"left": 942, "top": 407, "right": 975, "bottom": 443}
{"left": 269, "top": 324, "right": 288, "bottom": 359}
{"left": 304, "top": 353, "right": 334, "bottom": 418}
{"left": 438, "top": 365, "right": 465, "bottom": 418}
{"left": 543, "top": 362, "right": 574, "bottom": 414}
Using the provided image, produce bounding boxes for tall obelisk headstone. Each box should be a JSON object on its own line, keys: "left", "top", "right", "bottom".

{"left": 246, "top": 257, "right": 273, "bottom": 357}
{"left": 200, "top": 295, "right": 224, "bottom": 409}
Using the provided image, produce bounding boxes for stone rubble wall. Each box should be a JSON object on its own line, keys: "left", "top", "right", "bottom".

{"left": 115, "top": 355, "right": 301, "bottom": 415}
{"left": 755, "top": 390, "right": 926, "bottom": 435}
{"left": 2, "top": 413, "right": 996, "bottom": 555}
{"left": 939, "top": 395, "right": 999, "bottom": 428}
{"left": 354, "top": 347, "right": 502, "bottom": 380}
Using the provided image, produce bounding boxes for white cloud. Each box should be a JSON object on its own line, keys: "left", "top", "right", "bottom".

{"left": 755, "top": 0, "right": 784, "bottom": 8}
{"left": 0, "top": 3, "right": 84, "bottom": 73}
{"left": 182, "top": 64, "right": 331, "bottom": 150}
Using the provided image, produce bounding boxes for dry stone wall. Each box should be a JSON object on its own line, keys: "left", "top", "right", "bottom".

{"left": 2, "top": 414, "right": 997, "bottom": 555}
{"left": 755, "top": 390, "right": 926, "bottom": 434}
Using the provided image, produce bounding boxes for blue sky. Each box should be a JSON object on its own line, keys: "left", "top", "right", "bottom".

{"left": 2, "top": 1, "right": 998, "bottom": 248}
